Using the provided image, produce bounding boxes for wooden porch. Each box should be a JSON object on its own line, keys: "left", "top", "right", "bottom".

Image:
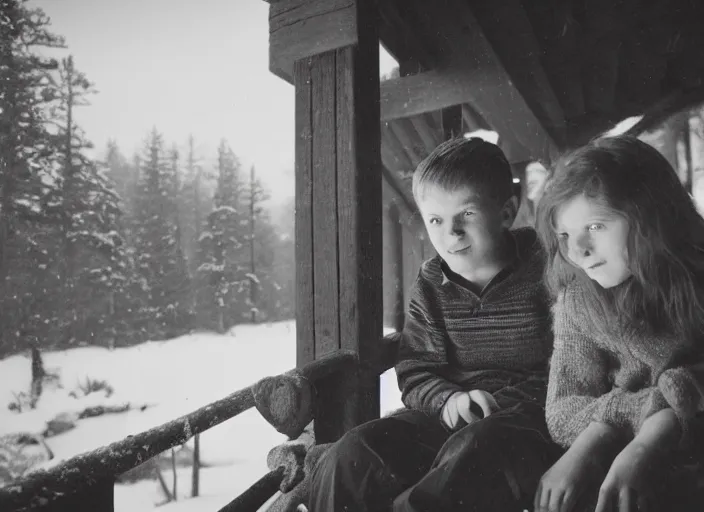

{"left": 3, "top": 0, "right": 704, "bottom": 510}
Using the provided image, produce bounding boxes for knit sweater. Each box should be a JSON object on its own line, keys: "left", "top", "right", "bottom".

{"left": 395, "top": 227, "right": 553, "bottom": 417}
{"left": 547, "top": 283, "right": 704, "bottom": 448}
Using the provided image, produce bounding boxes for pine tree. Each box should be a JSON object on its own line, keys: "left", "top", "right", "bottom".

{"left": 39, "top": 55, "right": 128, "bottom": 346}
{"left": 132, "top": 129, "right": 191, "bottom": 338}
{"left": 0, "top": 0, "right": 65, "bottom": 353}
{"left": 178, "top": 135, "right": 210, "bottom": 275}
{"left": 104, "top": 140, "right": 138, "bottom": 220}
{"left": 196, "top": 141, "right": 248, "bottom": 332}
{"left": 269, "top": 196, "right": 296, "bottom": 321}
{"left": 243, "top": 166, "right": 278, "bottom": 323}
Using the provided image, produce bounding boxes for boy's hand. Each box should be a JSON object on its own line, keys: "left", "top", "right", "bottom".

{"left": 468, "top": 389, "right": 500, "bottom": 417}
{"left": 442, "top": 392, "right": 479, "bottom": 429}
{"left": 441, "top": 390, "right": 499, "bottom": 429}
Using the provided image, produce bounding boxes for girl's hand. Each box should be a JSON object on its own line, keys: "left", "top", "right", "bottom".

{"left": 535, "top": 422, "right": 619, "bottom": 512}
{"left": 534, "top": 447, "right": 603, "bottom": 512}
{"left": 594, "top": 441, "right": 660, "bottom": 512}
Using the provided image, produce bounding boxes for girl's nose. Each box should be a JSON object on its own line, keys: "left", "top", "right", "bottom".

{"left": 569, "top": 232, "right": 592, "bottom": 260}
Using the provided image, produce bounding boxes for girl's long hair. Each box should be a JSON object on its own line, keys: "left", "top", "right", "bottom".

{"left": 536, "top": 135, "right": 704, "bottom": 341}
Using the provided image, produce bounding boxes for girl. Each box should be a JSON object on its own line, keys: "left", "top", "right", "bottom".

{"left": 534, "top": 135, "right": 704, "bottom": 512}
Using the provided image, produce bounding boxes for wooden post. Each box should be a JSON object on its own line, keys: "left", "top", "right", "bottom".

{"left": 441, "top": 105, "right": 464, "bottom": 140}
{"left": 387, "top": 204, "right": 405, "bottom": 332}
{"left": 285, "top": 0, "right": 382, "bottom": 442}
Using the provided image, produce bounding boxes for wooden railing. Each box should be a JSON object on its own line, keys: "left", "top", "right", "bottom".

{"left": 0, "top": 334, "right": 400, "bottom": 512}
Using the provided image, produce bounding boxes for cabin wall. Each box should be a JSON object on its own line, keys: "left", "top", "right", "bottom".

{"left": 381, "top": 179, "right": 434, "bottom": 332}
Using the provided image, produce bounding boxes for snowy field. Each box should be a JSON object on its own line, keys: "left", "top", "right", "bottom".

{"left": 0, "top": 321, "right": 403, "bottom": 511}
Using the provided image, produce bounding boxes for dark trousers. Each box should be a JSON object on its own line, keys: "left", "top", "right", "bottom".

{"left": 308, "top": 402, "right": 562, "bottom": 512}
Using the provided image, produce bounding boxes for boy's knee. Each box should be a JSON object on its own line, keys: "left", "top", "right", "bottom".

{"left": 312, "top": 426, "right": 378, "bottom": 478}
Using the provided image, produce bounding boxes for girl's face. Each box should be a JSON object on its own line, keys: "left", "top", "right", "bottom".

{"left": 554, "top": 194, "right": 631, "bottom": 288}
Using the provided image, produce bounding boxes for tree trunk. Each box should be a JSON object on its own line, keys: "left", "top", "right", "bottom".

{"left": 191, "top": 433, "right": 200, "bottom": 497}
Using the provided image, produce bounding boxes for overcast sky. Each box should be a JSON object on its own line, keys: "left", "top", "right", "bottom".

{"left": 29, "top": 0, "right": 398, "bottom": 203}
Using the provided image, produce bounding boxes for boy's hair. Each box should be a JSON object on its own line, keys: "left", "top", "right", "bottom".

{"left": 412, "top": 137, "right": 514, "bottom": 206}
{"left": 536, "top": 135, "right": 704, "bottom": 341}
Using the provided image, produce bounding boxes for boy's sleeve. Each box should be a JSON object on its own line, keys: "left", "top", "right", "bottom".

{"left": 546, "top": 292, "right": 670, "bottom": 448}
{"left": 395, "top": 280, "right": 463, "bottom": 417}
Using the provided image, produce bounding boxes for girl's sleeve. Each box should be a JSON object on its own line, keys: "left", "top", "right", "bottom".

{"left": 395, "top": 279, "right": 463, "bottom": 417}
{"left": 656, "top": 362, "right": 704, "bottom": 441}
{"left": 546, "top": 292, "right": 670, "bottom": 448}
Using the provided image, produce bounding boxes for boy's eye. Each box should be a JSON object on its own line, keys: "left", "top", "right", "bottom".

{"left": 428, "top": 218, "right": 441, "bottom": 225}
{"left": 588, "top": 223, "right": 604, "bottom": 231}
{"left": 463, "top": 210, "right": 474, "bottom": 217}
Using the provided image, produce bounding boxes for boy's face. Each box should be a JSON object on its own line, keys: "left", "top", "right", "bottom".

{"left": 417, "top": 184, "right": 515, "bottom": 276}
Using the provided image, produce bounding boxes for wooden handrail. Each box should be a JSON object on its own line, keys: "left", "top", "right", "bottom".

{"left": 217, "top": 467, "right": 285, "bottom": 512}
{"left": 0, "top": 349, "right": 357, "bottom": 511}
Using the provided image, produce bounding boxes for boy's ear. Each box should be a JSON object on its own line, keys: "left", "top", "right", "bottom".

{"left": 500, "top": 196, "right": 519, "bottom": 228}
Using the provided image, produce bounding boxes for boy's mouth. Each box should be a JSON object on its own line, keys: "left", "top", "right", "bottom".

{"left": 449, "top": 246, "right": 471, "bottom": 254}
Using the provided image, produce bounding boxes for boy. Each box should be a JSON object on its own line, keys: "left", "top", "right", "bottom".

{"left": 308, "top": 137, "right": 557, "bottom": 511}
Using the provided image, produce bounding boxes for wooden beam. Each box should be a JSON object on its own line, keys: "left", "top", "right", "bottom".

{"left": 294, "top": 58, "right": 315, "bottom": 367}
{"left": 410, "top": 115, "right": 440, "bottom": 154}
{"left": 462, "top": 104, "right": 489, "bottom": 132}
{"left": 441, "top": 105, "right": 463, "bottom": 140}
{"left": 269, "top": 0, "right": 358, "bottom": 82}
{"left": 382, "top": 165, "right": 415, "bottom": 214}
{"left": 466, "top": 0, "right": 566, "bottom": 145}
{"left": 381, "top": 66, "right": 481, "bottom": 121}
{"left": 379, "top": 62, "right": 556, "bottom": 162}
{"left": 386, "top": 204, "right": 405, "bottom": 332}
{"left": 389, "top": 119, "right": 423, "bottom": 168}
{"left": 293, "top": 0, "right": 382, "bottom": 442}
{"left": 380, "top": 0, "right": 560, "bottom": 164}
{"left": 311, "top": 51, "right": 340, "bottom": 359}
{"left": 382, "top": 123, "right": 414, "bottom": 177}
{"left": 378, "top": 0, "right": 436, "bottom": 71}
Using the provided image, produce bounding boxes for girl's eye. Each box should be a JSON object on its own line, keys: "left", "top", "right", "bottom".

{"left": 463, "top": 210, "right": 474, "bottom": 217}
{"left": 588, "top": 223, "right": 604, "bottom": 231}
{"left": 557, "top": 232, "right": 568, "bottom": 241}
{"left": 428, "top": 218, "right": 441, "bottom": 225}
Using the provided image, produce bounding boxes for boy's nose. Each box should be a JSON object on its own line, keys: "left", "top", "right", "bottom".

{"left": 449, "top": 225, "right": 465, "bottom": 237}
{"left": 449, "top": 218, "right": 465, "bottom": 237}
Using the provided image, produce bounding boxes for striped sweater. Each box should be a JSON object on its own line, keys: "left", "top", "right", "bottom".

{"left": 548, "top": 284, "right": 704, "bottom": 448}
{"left": 395, "top": 227, "right": 554, "bottom": 417}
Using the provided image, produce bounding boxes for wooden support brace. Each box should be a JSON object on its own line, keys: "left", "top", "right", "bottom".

{"left": 269, "top": 0, "right": 359, "bottom": 81}
{"left": 292, "top": 0, "right": 382, "bottom": 443}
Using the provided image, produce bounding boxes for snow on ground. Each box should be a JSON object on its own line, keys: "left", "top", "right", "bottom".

{"left": 0, "top": 321, "right": 403, "bottom": 511}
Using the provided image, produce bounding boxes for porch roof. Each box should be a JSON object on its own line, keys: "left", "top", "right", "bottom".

{"left": 265, "top": 0, "right": 704, "bottom": 206}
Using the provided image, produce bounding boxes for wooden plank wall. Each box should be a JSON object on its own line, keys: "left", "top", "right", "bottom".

{"left": 381, "top": 180, "right": 434, "bottom": 333}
